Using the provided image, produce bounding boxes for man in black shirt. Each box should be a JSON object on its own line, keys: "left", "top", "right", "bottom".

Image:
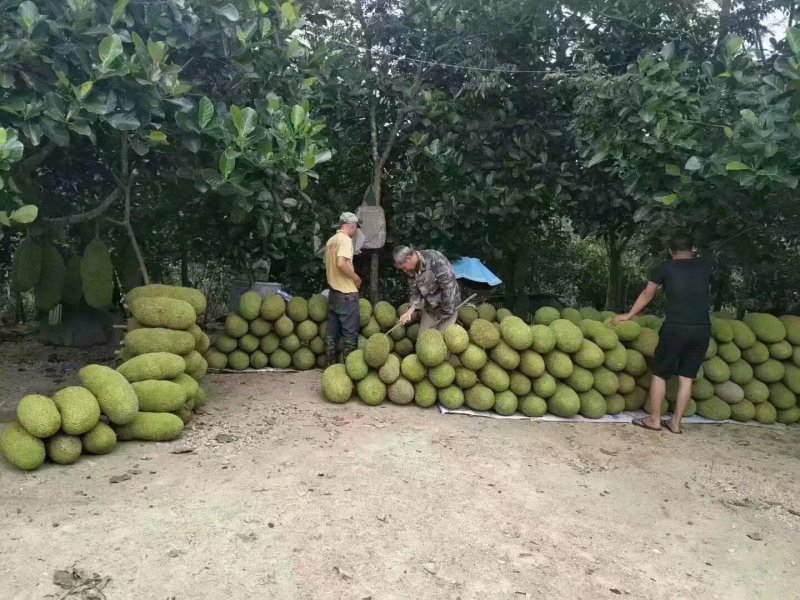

{"left": 613, "top": 233, "right": 714, "bottom": 434}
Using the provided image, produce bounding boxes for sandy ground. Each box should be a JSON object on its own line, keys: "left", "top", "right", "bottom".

{"left": 1, "top": 339, "right": 799, "bottom": 600}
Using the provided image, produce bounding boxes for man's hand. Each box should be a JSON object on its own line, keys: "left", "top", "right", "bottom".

{"left": 611, "top": 313, "right": 632, "bottom": 325}
{"left": 353, "top": 275, "right": 362, "bottom": 289}
{"left": 399, "top": 307, "right": 416, "bottom": 326}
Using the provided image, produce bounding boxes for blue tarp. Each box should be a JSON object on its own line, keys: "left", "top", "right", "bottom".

{"left": 451, "top": 257, "right": 502, "bottom": 286}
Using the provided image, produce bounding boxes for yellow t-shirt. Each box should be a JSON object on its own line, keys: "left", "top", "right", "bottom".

{"left": 324, "top": 231, "right": 357, "bottom": 293}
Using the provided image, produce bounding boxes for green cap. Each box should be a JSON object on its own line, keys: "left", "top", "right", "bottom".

{"left": 338, "top": 212, "right": 359, "bottom": 226}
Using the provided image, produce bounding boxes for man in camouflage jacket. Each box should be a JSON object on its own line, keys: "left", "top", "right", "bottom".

{"left": 393, "top": 246, "right": 461, "bottom": 333}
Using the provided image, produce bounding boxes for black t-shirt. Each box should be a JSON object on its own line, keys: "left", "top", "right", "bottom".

{"left": 649, "top": 257, "right": 714, "bottom": 326}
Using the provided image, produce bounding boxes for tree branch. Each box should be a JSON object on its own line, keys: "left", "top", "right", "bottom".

{"left": 43, "top": 188, "right": 120, "bottom": 226}
{"left": 378, "top": 59, "right": 425, "bottom": 171}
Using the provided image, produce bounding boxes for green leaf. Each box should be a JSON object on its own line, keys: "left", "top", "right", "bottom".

{"left": 267, "top": 93, "right": 281, "bottom": 111}
{"left": 665, "top": 164, "right": 681, "bottom": 176}
{"left": 9, "top": 204, "right": 38, "bottom": 224}
{"left": 198, "top": 97, "right": 214, "bottom": 129}
{"left": 725, "top": 161, "right": 750, "bottom": 171}
{"left": 18, "top": 1, "right": 39, "bottom": 34}
{"left": 723, "top": 126, "right": 734, "bottom": 139}
{"left": 214, "top": 3, "right": 240, "bottom": 21}
{"left": 148, "top": 130, "right": 167, "bottom": 142}
{"left": 230, "top": 105, "right": 244, "bottom": 135}
{"left": 315, "top": 150, "right": 332, "bottom": 164}
{"left": 106, "top": 112, "right": 140, "bottom": 130}
{"left": 0, "top": 128, "right": 6, "bottom": 147}
{"left": 787, "top": 27, "right": 800, "bottom": 56}
{"left": 147, "top": 40, "right": 167, "bottom": 64}
{"left": 660, "top": 41, "right": 675, "bottom": 61}
{"left": 684, "top": 156, "right": 702, "bottom": 171}
{"left": 726, "top": 36, "right": 743, "bottom": 55}
{"left": 99, "top": 34, "right": 124, "bottom": 69}
{"left": 0, "top": 211, "right": 9, "bottom": 227}
{"left": 299, "top": 171, "right": 309, "bottom": 190}
{"left": 219, "top": 149, "right": 237, "bottom": 179}
{"left": 258, "top": 1, "right": 269, "bottom": 14}
{"left": 290, "top": 104, "right": 305, "bottom": 130}
{"left": 654, "top": 193, "right": 676, "bottom": 205}
{"left": 111, "top": 0, "right": 130, "bottom": 25}
{"left": 282, "top": 197, "right": 298, "bottom": 208}
{"left": 77, "top": 81, "right": 94, "bottom": 99}
{"left": 240, "top": 107, "right": 257, "bottom": 136}
{"left": 280, "top": 2, "right": 297, "bottom": 22}
{"left": 586, "top": 152, "right": 606, "bottom": 168}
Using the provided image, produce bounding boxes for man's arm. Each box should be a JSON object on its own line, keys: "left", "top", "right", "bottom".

{"left": 336, "top": 256, "right": 361, "bottom": 288}
{"left": 611, "top": 281, "right": 659, "bottom": 324}
{"left": 400, "top": 279, "right": 422, "bottom": 325}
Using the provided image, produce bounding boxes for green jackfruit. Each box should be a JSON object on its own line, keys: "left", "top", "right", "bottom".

{"left": 695, "top": 396, "right": 731, "bottom": 421}
{"left": 80, "top": 238, "right": 113, "bottom": 309}
{"left": 530, "top": 324, "right": 557, "bottom": 354}
{"left": 742, "top": 341, "right": 770, "bottom": 365}
{"left": 495, "top": 308, "right": 512, "bottom": 322}
{"left": 593, "top": 367, "right": 619, "bottom": 395}
{"left": 438, "top": 385, "right": 465, "bottom": 410}
{"left": 490, "top": 341, "right": 520, "bottom": 371}
{"left": 81, "top": 422, "right": 117, "bottom": 454}
{"left": 246, "top": 350, "right": 266, "bottom": 369}
{"left": 500, "top": 316, "right": 533, "bottom": 350}
{"left": 416, "top": 330, "right": 449, "bottom": 367}
{"left": 605, "top": 393, "right": 625, "bottom": 415}
{"left": 286, "top": 297, "right": 308, "bottom": 322}
{"left": 777, "top": 406, "right": 800, "bottom": 425}
{"left": 225, "top": 314, "right": 249, "bottom": 338}
{"left": 604, "top": 344, "right": 628, "bottom": 372}
{"left": 630, "top": 327, "right": 659, "bottom": 358}
{"left": 378, "top": 354, "right": 401, "bottom": 384}
{"left": 429, "top": 362, "right": 456, "bottom": 388}
{"left": 365, "top": 333, "right": 392, "bottom": 368}
{"left": 718, "top": 342, "right": 741, "bottom": 364}
{"left": 185, "top": 351, "right": 208, "bottom": 378}
{"left": 617, "top": 373, "right": 636, "bottom": 394}
{"left": 534, "top": 306, "right": 561, "bottom": 325}
{"left": 117, "top": 352, "right": 186, "bottom": 382}
{"left": 115, "top": 412, "right": 184, "bottom": 441}
{"left": 560, "top": 307, "right": 582, "bottom": 325}
{"left": 444, "top": 325, "right": 470, "bottom": 354}
{"left": 292, "top": 348, "right": 316, "bottom": 370}
{"left": 608, "top": 320, "right": 641, "bottom": 342}
{"left": 550, "top": 319, "right": 584, "bottom": 353}
{"left": 238, "top": 291, "right": 262, "bottom": 320}
{"left": 479, "top": 361, "right": 510, "bottom": 392}
{"left": 269, "top": 349, "right": 292, "bottom": 369}
{"left": 768, "top": 382, "right": 796, "bottom": 409}
{"left": 127, "top": 285, "right": 207, "bottom": 315}
{"left": 768, "top": 340, "right": 793, "bottom": 360}
{"left": 215, "top": 335, "right": 237, "bottom": 353}
{"left": 519, "top": 394, "right": 547, "bottom": 417}
{"left": 400, "top": 354, "right": 427, "bottom": 382}
{"left": 779, "top": 315, "right": 800, "bottom": 345}
{"left": 544, "top": 350, "right": 573, "bottom": 379}
{"left": 0, "top": 422, "right": 46, "bottom": 471}
{"left": 260, "top": 294, "right": 286, "bottom": 320}
{"left": 753, "top": 359, "right": 785, "bottom": 383}
{"left": 588, "top": 325, "right": 619, "bottom": 351}
{"left": 53, "top": 387, "right": 101, "bottom": 435}
{"left": 16, "top": 394, "right": 61, "bottom": 438}
{"left": 226, "top": 350, "right": 248, "bottom": 370}
{"left": 574, "top": 339, "right": 605, "bottom": 369}
{"left": 359, "top": 299, "right": 373, "bottom": 327}
{"left": 373, "top": 301, "right": 397, "bottom": 330}
{"left": 643, "top": 395, "right": 668, "bottom": 416}
{"left": 754, "top": 402, "right": 777, "bottom": 424}
{"left": 714, "top": 381, "right": 745, "bottom": 404}
{"left": 256, "top": 333, "right": 277, "bottom": 355}
{"left": 692, "top": 377, "right": 715, "bottom": 401}
{"left": 731, "top": 320, "right": 756, "bottom": 349}
{"left": 477, "top": 303, "right": 497, "bottom": 322}
{"left": 321, "top": 364, "right": 352, "bottom": 403}
{"left": 469, "top": 318, "right": 501, "bottom": 350}
{"left": 637, "top": 315, "right": 663, "bottom": 331}
{"left": 783, "top": 363, "right": 800, "bottom": 394}
{"left": 78, "top": 365, "right": 138, "bottom": 425}
{"left": 729, "top": 399, "right": 756, "bottom": 422}
{"left": 566, "top": 366, "right": 594, "bottom": 393}
{"left": 705, "top": 338, "right": 718, "bottom": 360}
{"left": 296, "top": 320, "right": 318, "bottom": 343}
{"left": 729, "top": 360, "right": 754, "bottom": 386}
{"left": 414, "top": 379, "right": 437, "bottom": 408}
{"left": 46, "top": 434, "right": 82, "bottom": 465}
{"left": 131, "top": 297, "right": 196, "bottom": 330}
{"left": 345, "top": 349, "right": 369, "bottom": 380}
{"left": 280, "top": 333, "right": 301, "bottom": 353}
{"left": 460, "top": 344, "right": 488, "bottom": 371}
{"left": 579, "top": 389, "right": 606, "bottom": 419}
{"left": 406, "top": 323, "right": 420, "bottom": 342}
{"left": 394, "top": 338, "right": 413, "bottom": 357}
{"left": 458, "top": 306, "right": 479, "bottom": 327}
{"left": 273, "top": 317, "right": 293, "bottom": 338}
{"left": 11, "top": 236, "right": 42, "bottom": 292}
{"left": 509, "top": 371, "right": 532, "bottom": 396}
{"left": 237, "top": 334, "right": 259, "bottom": 353}
{"left": 131, "top": 380, "right": 186, "bottom": 412}
{"left": 710, "top": 316, "right": 734, "bottom": 343}
{"left": 623, "top": 387, "right": 647, "bottom": 411}
{"left": 453, "top": 367, "right": 477, "bottom": 389}
{"left": 703, "top": 357, "right": 731, "bottom": 384}
{"left": 742, "top": 378, "right": 769, "bottom": 404}
{"left": 361, "top": 318, "right": 380, "bottom": 338}
{"left": 124, "top": 328, "right": 195, "bottom": 357}
{"left": 465, "top": 383, "right": 494, "bottom": 411}
{"left": 579, "top": 307, "right": 603, "bottom": 322}
{"left": 62, "top": 255, "right": 83, "bottom": 306}
{"left": 533, "top": 373, "right": 557, "bottom": 398}
{"left": 548, "top": 385, "right": 580, "bottom": 417}
{"left": 34, "top": 242, "right": 66, "bottom": 311}
{"left": 387, "top": 378, "right": 414, "bottom": 405}
{"left": 743, "top": 313, "right": 786, "bottom": 344}
{"left": 519, "top": 350, "right": 545, "bottom": 378}
{"left": 308, "top": 294, "right": 328, "bottom": 322}
{"left": 494, "top": 390, "right": 518, "bottom": 415}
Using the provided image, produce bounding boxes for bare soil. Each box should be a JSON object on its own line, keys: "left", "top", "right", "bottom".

{"left": 1, "top": 339, "right": 799, "bottom": 600}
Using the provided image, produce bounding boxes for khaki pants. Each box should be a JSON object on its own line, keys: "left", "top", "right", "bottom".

{"left": 419, "top": 310, "right": 458, "bottom": 333}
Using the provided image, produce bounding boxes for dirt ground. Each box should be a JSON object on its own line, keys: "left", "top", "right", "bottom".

{"left": 1, "top": 338, "right": 799, "bottom": 600}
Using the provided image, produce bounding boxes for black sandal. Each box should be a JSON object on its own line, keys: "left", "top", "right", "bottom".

{"left": 632, "top": 417, "right": 662, "bottom": 432}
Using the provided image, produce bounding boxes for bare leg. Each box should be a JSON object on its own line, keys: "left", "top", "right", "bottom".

{"left": 667, "top": 376, "right": 693, "bottom": 433}
{"left": 645, "top": 375, "right": 666, "bottom": 429}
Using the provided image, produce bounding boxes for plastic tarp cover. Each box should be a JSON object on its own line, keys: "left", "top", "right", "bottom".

{"left": 452, "top": 257, "right": 502, "bottom": 286}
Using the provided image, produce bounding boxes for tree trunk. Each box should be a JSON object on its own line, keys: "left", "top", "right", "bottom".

{"left": 604, "top": 231, "right": 626, "bottom": 312}
{"left": 716, "top": 0, "right": 732, "bottom": 53}
{"left": 504, "top": 247, "right": 517, "bottom": 311}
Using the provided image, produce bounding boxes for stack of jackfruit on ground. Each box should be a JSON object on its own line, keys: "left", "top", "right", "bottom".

{"left": 203, "top": 293, "right": 411, "bottom": 371}
{"left": 320, "top": 302, "right": 800, "bottom": 425}
{"left": 0, "top": 285, "right": 210, "bottom": 472}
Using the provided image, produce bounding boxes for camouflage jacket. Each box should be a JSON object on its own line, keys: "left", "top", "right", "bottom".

{"left": 408, "top": 250, "right": 461, "bottom": 315}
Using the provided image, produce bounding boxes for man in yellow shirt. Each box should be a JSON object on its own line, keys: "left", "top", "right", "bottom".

{"left": 324, "top": 212, "right": 362, "bottom": 364}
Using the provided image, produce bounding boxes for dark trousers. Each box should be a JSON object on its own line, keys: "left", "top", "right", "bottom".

{"left": 327, "top": 290, "right": 359, "bottom": 363}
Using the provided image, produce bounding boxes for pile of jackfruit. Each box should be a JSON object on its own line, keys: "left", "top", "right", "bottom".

{"left": 0, "top": 285, "right": 209, "bottom": 471}
{"left": 321, "top": 302, "right": 800, "bottom": 425}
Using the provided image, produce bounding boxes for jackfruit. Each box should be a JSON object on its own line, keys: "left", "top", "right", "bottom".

{"left": 465, "top": 383, "right": 495, "bottom": 411}
{"left": 490, "top": 341, "right": 520, "bottom": 371}
{"left": 215, "top": 335, "right": 237, "bottom": 353}
{"left": 702, "top": 357, "right": 731, "bottom": 384}
{"left": 394, "top": 338, "right": 414, "bottom": 357}
{"left": 269, "top": 349, "right": 292, "bottom": 369}
{"left": 533, "top": 373, "right": 557, "bottom": 398}
{"left": 249, "top": 350, "right": 269, "bottom": 369}
{"left": 729, "top": 360, "right": 754, "bottom": 386}
{"left": 362, "top": 318, "right": 381, "bottom": 338}
{"left": 710, "top": 316, "right": 734, "bottom": 343}
{"left": 714, "top": 381, "right": 744, "bottom": 404}
{"left": 560, "top": 307, "right": 582, "bottom": 325}
{"left": 743, "top": 379, "right": 769, "bottom": 404}
{"left": 718, "top": 342, "right": 741, "bottom": 364}
{"left": 469, "top": 318, "right": 501, "bottom": 349}
{"left": 729, "top": 399, "right": 756, "bottom": 422}
{"left": 519, "top": 394, "right": 547, "bottom": 417}
{"left": 637, "top": 314, "right": 663, "bottom": 331}
{"left": 345, "top": 349, "right": 369, "bottom": 380}
{"left": 530, "top": 325, "right": 557, "bottom": 354}
{"left": 777, "top": 406, "right": 800, "bottom": 425}
{"left": 705, "top": 338, "right": 718, "bottom": 360}
{"left": 574, "top": 340, "right": 605, "bottom": 369}
{"left": 174, "top": 405, "right": 193, "bottom": 424}
{"left": 458, "top": 306, "right": 479, "bottom": 327}
{"left": 127, "top": 284, "right": 207, "bottom": 315}
{"left": 743, "top": 313, "right": 786, "bottom": 343}
{"left": 617, "top": 373, "right": 636, "bottom": 394}
{"left": 378, "top": 354, "right": 401, "bottom": 384}
{"left": 250, "top": 316, "right": 272, "bottom": 339}
{"left": 768, "top": 340, "right": 793, "bottom": 360}
{"left": 460, "top": 344, "right": 488, "bottom": 371}
{"left": 548, "top": 385, "right": 580, "bottom": 417}
{"left": 359, "top": 299, "right": 373, "bottom": 327}
{"left": 600, "top": 311, "right": 617, "bottom": 321}
{"left": 118, "top": 352, "right": 186, "bottom": 382}
{"left": 550, "top": 319, "right": 584, "bottom": 353}
{"left": 195, "top": 332, "right": 210, "bottom": 355}
{"left": 534, "top": 306, "right": 561, "bottom": 325}
{"left": 292, "top": 348, "right": 316, "bottom": 370}
{"left": 260, "top": 333, "right": 280, "bottom": 355}
{"left": 608, "top": 320, "right": 641, "bottom": 342}
{"left": 274, "top": 316, "right": 294, "bottom": 338}
{"left": 752, "top": 401, "right": 777, "bottom": 424}
{"left": 783, "top": 363, "right": 800, "bottom": 394}
{"left": 731, "top": 320, "right": 756, "bottom": 349}
{"left": 321, "top": 364, "right": 353, "bottom": 403}
{"left": 694, "top": 396, "right": 730, "bottom": 421}
{"left": 186, "top": 349, "right": 208, "bottom": 378}
{"left": 34, "top": 242, "right": 66, "bottom": 311}
{"left": 228, "top": 350, "right": 250, "bottom": 370}
{"left": 308, "top": 294, "right": 329, "bottom": 322}
{"left": 579, "top": 389, "right": 606, "bottom": 419}
{"left": 691, "top": 378, "right": 715, "bottom": 401}
{"left": 81, "top": 422, "right": 117, "bottom": 454}
{"left": 52, "top": 387, "right": 101, "bottom": 435}
{"left": 278, "top": 334, "right": 300, "bottom": 355}
{"left": 284, "top": 297, "right": 307, "bottom": 322}
{"left": 61, "top": 255, "right": 83, "bottom": 306}
{"left": 742, "top": 341, "right": 770, "bottom": 365}
{"left": 115, "top": 412, "right": 184, "bottom": 441}
{"left": 630, "top": 327, "right": 659, "bottom": 358}
{"left": 365, "top": 333, "right": 392, "bottom": 368}
{"left": 605, "top": 393, "right": 625, "bottom": 415}
{"left": 476, "top": 303, "right": 497, "bottom": 322}
{"left": 79, "top": 365, "right": 138, "bottom": 425}
{"left": 519, "top": 350, "right": 545, "bottom": 378}
{"left": 373, "top": 301, "right": 396, "bottom": 330}
{"left": 544, "top": 350, "right": 573, "bottom": 379}
{"left": 500, "top": 316, "right": 533, "bottom": 350}
{"left": 494, "top": 390, "right": 518, "bottom": 415}
{"left": 11, "top": 236, "right": 42, "bottom": 292}
{"left": 131, "top": 380, "right": 186, "bottom": 412}
{"left": 260, "top": 294, "right": 286, "bottom": 320}
{"left": 400, "top": 354, "right": 427, "bottom": 382}
{"left": 238, "top": 334, "right": 259, "bottom": 353}
{"left": 225, "top": 314, "right": 249, "bottom": 338}
{"left": 0, "top": 422, "right": 46, "bottom": 470}
{"left": 593, "top": 367, "right": 619, "bottom": 395}
{"left": 414, "top": 379, "right": 437, "bottom": 408}
{"left": 407, "top": 323, "right": 420, "bottom": 342}
{"left": 588, "top": 325, "right": 619, "bottom": 351}
{"left": 479, "top": 361, "right": 510, "bottom": 392}
{"left": 429, "top": 362, "right": 456, "bottom": 388}
{"left": 779, "top": 315, "right": 800, "bottom": 345}
{"left": 131, "top": 297, "right": 196, "bottom": 331}
{"left": 16, "top": 394, "right": 61, "bottom": 438}
{"left": 579, "top": 307, "right": 603, "bottom": 322}
{"left": 389, "top": 325, "right": 407, "bottom": 341}
{"left": 438, "top": 385, "right": 465, "bottom": 410}
{"left": 623, "top": 387, "right": 647, "bottom": 411}
{"left": 46, "top": 434, "right": 82, "bottom": 465}
{"left": 123, "top": 329, "right": 193, "bottom": 359}
{"left": 416, "top": 330, "right": 449, "bottom": 367}
{"left": 444, "top": 325, "right": 470, "bottom": 354}
{"left": 753, "top": 359, "right": 785, "bottom": 383}
{"left": 387, "top": 378, "right": 414, "bottom": 405}
{"left": 239, "top": 291, "right": 262, "bottom": 321}
{"left": 309, "top": 336, "right": 325, "bottom": 355}
{"left": 604, "top": 344, "right": 628, "bottom": 372}
{"left": 509, "top": 371, "right": 532, "bottom": 396}
{"left": 768, "top": 382, "right": 796, "bottom": 409}
{"left": 566, "top": 366, "right": 594, "bottom": 393}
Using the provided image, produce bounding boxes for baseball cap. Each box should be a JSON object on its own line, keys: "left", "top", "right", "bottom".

{"left": 337, "top": 212, "right": 359, "bottom": 227}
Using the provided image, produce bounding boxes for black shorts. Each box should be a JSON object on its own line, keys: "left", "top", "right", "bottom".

{"left": 651, "top": 323, "right": 710, "bottom": 379}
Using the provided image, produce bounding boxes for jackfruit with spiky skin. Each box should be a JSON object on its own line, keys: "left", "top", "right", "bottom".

{"left": 530, "top": 325, "right": 557, "bottom": 354}
{"left": 365, "top": 333, "right": 392, "bottom": 368}
{"left": 52, "top": 387, "right": 101, "bottom": 435}
{"left": 131, "top": 380, "right": 186, "bottom": 412}
{"left": 16, "top": 394, "right": 61, "bottom": 439}
{"left": 493, "top": 390, "right": 518, "bottom": 415}
{"left": 717, "top": 342, "right": 741, "bottom": 364}
{"left": 345, "top": 349, "right": 369, "bottom": 381}
{"left": 124, "top": 328, "right": 195, "bottom": 357}
{"left": 692, "top": 377, "right": 715, "bottom": 401}
{"left": 34, "top": 242, "right": 66, "bottom": 311}
{"left": 753, "top": 401, "right": 777, "bottom": 424}
{"left": 115, "top": 412, "right": 184, "bottom": 441}
{"left": 548, "top": 385, "right": 580, "bottom": 417}
{"left": 459, "top": 344, "right": 487, "bottom": 371}
{"left": 184, "top": 349, "right": 208, "bottom": 379}
{"left": 534, "top": 306, "right": 561, "bottom": 326}
{"left": 309, "top": 337, "right": 325, "bottom": 355}
{"left": 629, "top": 327, "right": 658, "bottom": 358}
{"left": 479, "top": 362, "right": 510, "bottom": 392}
{"left": 79, "top": 365, "right": 138, "bottom": 425}
{"left": 414, "top": 379, "right": 438, "bottom": 408}
{"left": 702, "top": 357, "right": 731, "bottom": 384}
{"left": 742, "top": 341, "right": 770, "bottom": 365}
{"left": 260, "top": 294, "right": 286, "bottom": 320}
{"left": 465, "top": 383, "right": 494, "bottom": 410}
{"left": 604, "top": 393, "right": 625, "bottom": 415}
{"left": 754, "top": 359, "right": 785, "bottom": 383}
{"left": 249, "top": 350, "right": 268, "bottom": 369}
{"left": 566, "top": 366, "right": 594, "bottom": 393}
{"left": 438, "top": 385, "right": 465, "bottom": 410}
{"left": 322, "top": 364, "right": 353, "bottom": 403}
{"left": 400, "top": 354, "right": 427, "bottom": 382}
{"left": 286, "top": 297, "right": 308, "bottom": 322}
{"left": 494, "top": 307, "right": 511, "bottom": 322}
{"left": 372, "top": 301, "right": 396, "bottom": 330}
{"left": 587, "top": 324, "right": 619, "bottom": 351}
{"left": 519, "top": 350, "right": 545, "bottom": 378}
{"left": 307, "top": 294, "right": 328, "bottom": 322}
{"left": 714, "top": 381, "right": 745, "bottom": 405}
{"left": 387, "top": 378, "right": 414, "bottom": 405}
{"left": 127, "top": 284, "right": 207, "bottom": 316}
{"left": 237, "top": 334, "right": 259, "bottom": 353}
{"left": 490, "top": 341, "right": 520, "bottom": 371}
{"left": 549, "top": 319, "right": 584, "bottom": 353}
{"left": 533, "top": 373, "right": 557, "bottom": 398}
{"left": 46, "top": 434, "right": 82, "bottom": 465}
{"left": 476, "top": 303, "right": 497, "bottom": 322}
{"left": 544, "top": 350, "right": 573, "bottom": 379}
{"left": 604, "top": 344, "right": 628, "bottom": 372}
{"left": 768, "top": 340, "right": 793, "bottom": 360}
{"left": 469, "top": 318, "right": 501, "bottom": 350}
{"left": 729, "top": 360, "right": 754, "bottom": 386}
{"left": 779, "top": 315, "right": 800, "bottom": 345}
{"left": 704, "top": 338, "right": 718, "bottom": 360}
{"left": 444, "top": 325, "right": 470, "bottom": 354}
{"left": 579, "top": 307, "right": 603, "bottom": 322}
{"left": 574, "top": 340, "right": 605, "bottom": 369}
{"left": 118, "top": 352, "right": 186, "bottom": 382}
{"left": 458, "top": 305, "right": 479, "bottom": 327}
{"left": 11, "top": 236, "right": 42, "bottom": 293}
{"left": 215, "top": 335, "right": 237, "bottom": 353}
{"left": 768, "top": 382, "right": 796, "bottom": 409}
{"left": 777, "top": 406, "right": 800, "bottom": 424}
{"left": 416, "top": 330, "right": 449, "bottom": 367}
{"left": 617, "top": 373, "right": 636, "bottom": 394}
{"left": 239, "top": 291, "right": 262, "bottom": 320}
{"left": 378, "top": 354, "right": 401, "bottom": 384}
{"left": 500, "top": 316, "right": 533, "bottom": 350}
{"left": 394, "top": 338, "right": 413, "bottom": 357}
{"left": 225, "top": 314, "right": 249, "bottom": 339}
{"left": 361, "top": 318, "right": 380, "bottom": 338}
{"left": 731, "top": 320, "right": 756, "bottom": 349}
{"left": 270, "top": 349, "right": 292, "bottom": 369}
{"left": 592, "top": 367, "right": 619, "bottom": 395}
{"left": 292, "top": 348, "right": 316, "bottom": 370}
{"left": 783, "top": 363, "right": 800, "bottom": 394}
{"left": 359, "top": 299, "right": 373, "bottom": 327}
{"left": 259, "top": 333, "right": 280, "bottom": 355}
{"left": 743, "top": 313, "right": 786, "bottom": 343}
{"left": 228, "top": 350, "right": 250, "bottom": 370}
{"left": 78, "top": 238, "right": 113, "bottom": 310}
{"left": 729, "top": 399, "right": 756, "bottom": 422}
{"left": 132, "top": 297, "right": 196, "bottom": 331}
{"left": 743, "top": 379, "right": 769, "bottom": 404}
{"left": 519, "top": 394, "right": 547, "bottom": 417}
{"left": 623, "top": 387, "right": 647, "bottom": 411}
{"left": 454, "top": 367, "right": 477, "bottom": 390}
{"left": 273, "top": 316, "right": 293, "bottom": 338}
{"left": 428, "top": 362, "right": 456, "bottom": 388}
{"left": 696, "top": 396, "right": 731, "bottom": 421}
{"left": 0, "top": 421, "right": 46, "bottom": 470}
{"left": 389, "top": 325, "right": 406, "bottom": 341}
{"left": 579, "top": 389, "right": 606, "bottom": 419}
{"left": 710, "top": 316, "right": 734, "bottom": 343}
{"left": 81, "top": 422, "right": 117, "bottom": 454}
{"left": 560, "top": 307, "right": 582, "bottom": 325}
{"left": 508, "top": 371, "right": 531, "bottom": 396}
{"left": 607, "top": 319, "right": 641, "bottom": 342}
